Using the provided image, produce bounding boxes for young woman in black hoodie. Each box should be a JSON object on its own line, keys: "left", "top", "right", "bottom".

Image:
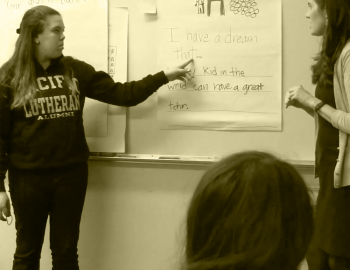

{"left": 0, "top": 5, "right": 192, "bottom": 269}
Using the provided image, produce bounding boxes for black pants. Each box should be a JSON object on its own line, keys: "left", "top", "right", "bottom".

{"left": 8, "top": 163, "right": 88, "bottom": 270}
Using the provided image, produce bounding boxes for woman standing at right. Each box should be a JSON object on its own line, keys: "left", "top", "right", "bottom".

{"left": 285, "top": 0, "right": 350, "bottom": 269}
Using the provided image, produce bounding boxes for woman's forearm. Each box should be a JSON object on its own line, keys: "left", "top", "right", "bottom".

{"left": 316, "top": 103, "right": 336, "bottom": 123}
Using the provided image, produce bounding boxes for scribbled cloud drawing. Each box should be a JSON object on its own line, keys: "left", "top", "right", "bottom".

{"left": 207, "top": 0, "right": 225, "bottom": 16}
{"left": 229, "top": 0, "right": 259, "bottom": 18}
{"left": 195, "top": 0, "right": 205, "bottom": 14}
{"left": 194, "top": 0, "right": 259, "bottom": 18}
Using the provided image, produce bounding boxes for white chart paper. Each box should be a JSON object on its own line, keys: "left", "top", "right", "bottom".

{"left": 157, "top": 0, "right": 281, "bottom": 131}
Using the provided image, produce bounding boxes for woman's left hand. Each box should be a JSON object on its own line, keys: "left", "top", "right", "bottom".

{"left": 0, "top": 192, "right": 11, "bottom": 223}
{"left": 285, "top": 85, "right": 317, "bottom": 109}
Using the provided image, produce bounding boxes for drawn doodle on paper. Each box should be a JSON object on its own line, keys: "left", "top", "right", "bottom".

{"left": 207, "top": 0, "right": 225, "bottom": 16}
{"left": 229, "top": 0, "right": 259, "bottom": 18}
{"left": 195, "top": 0, "right": 205, "bottom": 14}
{"left": 193, "top": 0, "right": 259, "bottom": 18}
{"left": 195, "top": 0, "right": 225, "bottom": 16}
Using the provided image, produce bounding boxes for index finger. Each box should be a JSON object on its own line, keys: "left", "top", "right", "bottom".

{"left": 178, "top": 58, "right": 193, "bottom": 69}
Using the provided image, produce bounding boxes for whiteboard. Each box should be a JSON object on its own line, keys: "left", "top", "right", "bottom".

{"left": 2, "top": 0, "right": 319, "bottom": 161}
{"left": 114, "top": 0, "right": 319, "bottom": 162}
{"left": 86, "top": 5, "right": 128, "bottom": 152}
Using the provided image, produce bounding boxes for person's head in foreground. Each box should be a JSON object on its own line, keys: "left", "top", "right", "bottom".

{"left": 182, "top": 151, "right": 314, "bottom": 270}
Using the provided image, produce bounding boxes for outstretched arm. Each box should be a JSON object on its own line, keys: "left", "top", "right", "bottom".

{"left": 83, "top": 58, "right": 194, "bottom": 107}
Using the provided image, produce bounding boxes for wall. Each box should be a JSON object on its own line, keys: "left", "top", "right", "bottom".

{"left": 0, "top": 162, "right": 317, "bottom": 270}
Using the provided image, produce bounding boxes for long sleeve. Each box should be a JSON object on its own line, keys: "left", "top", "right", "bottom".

{"left": 331, "top": 43, "right": 350, "bottom": 133}
{"left": 0, "top": 85, "right": 11, "bottom": 192}
{"left": 73, "top": 60, "right": 169, "bottom": 106}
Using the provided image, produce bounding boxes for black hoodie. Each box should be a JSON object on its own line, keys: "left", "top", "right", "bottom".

{"left": 0, "top": 56, "right": 168, "bottom": 191}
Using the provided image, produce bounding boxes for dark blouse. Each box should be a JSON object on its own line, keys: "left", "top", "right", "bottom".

{"left": 315, "top": 81, "right": 339, "bottom": 177}
{"left": 312, "top": 81, "right": 350, "bottom": 258}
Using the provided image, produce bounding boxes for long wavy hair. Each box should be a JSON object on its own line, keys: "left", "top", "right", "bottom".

{"left": 0, "top": 5, "right": 78, "bottom": 109}
{"left": 181, "top": 151, "right": 314, "bottom": 270}
{"left": 311, "top": 0, "right": 350, "bottom": 87}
